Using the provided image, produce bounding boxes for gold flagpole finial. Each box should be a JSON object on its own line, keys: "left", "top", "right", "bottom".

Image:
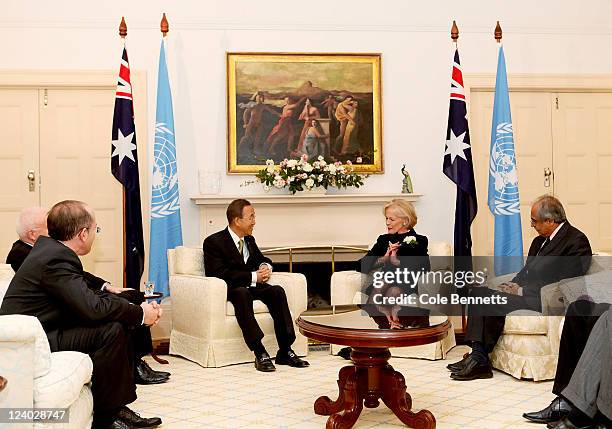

{"left": 494, "top": 21, "right": 502, "bottom": 43}
{"left": 451, "top": 20, "right": 459, "bottom": 43}
{"left": 161, "top": 13, "right": 169, "bottom": 37}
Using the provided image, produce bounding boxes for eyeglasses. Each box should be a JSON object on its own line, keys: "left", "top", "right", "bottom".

{"left": 85, "top": 226, "right": 102, "bottom": 234}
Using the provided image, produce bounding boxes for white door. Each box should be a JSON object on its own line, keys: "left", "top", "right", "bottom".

{"left": 0, "top": 89, "right": 40, "bottom": 260}
{"left": 553, "top": 92, "right": 612, "bottom": 253}
{"left": 469, "top": 91, "right": 553, "bottom": 256}
{"left": 39, "top": 89, "right": 124, "bottom": 285}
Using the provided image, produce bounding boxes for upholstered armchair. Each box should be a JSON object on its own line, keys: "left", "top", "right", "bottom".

{"left": 489, "top": 257, "right": 610, "bottom": 382}
{"left": 0, "top": 267, "right": 94, "bottom": 429}
{"left": 330, "top": 241, "right": 458, "bottom": 360}
{"left": 167, "top": 246, "right": 308, "bottom": 368}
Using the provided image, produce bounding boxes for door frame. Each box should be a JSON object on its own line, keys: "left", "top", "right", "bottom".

{"left": 0, "top": 70, "right": 150, "bottom": 284}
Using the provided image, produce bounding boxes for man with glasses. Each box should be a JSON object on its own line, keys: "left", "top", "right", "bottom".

{"left": 448, "top": 195, "right": 592, "bottom": 381}
{"left": 5, "top": 206, "right": 170, "bottom": 387}
{"left": 203, "top": 199, "right": 309, "bottom": 372}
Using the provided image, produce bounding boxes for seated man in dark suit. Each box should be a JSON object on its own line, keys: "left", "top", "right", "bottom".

{"left": 0, "top": 200, "right": 163, "bottom": 429}
{"left": 449, "top": 195, "right": 592, "bottom": 381}
{"left": 203, "top": 198, "right": 309, "bottom": 372}
{"left": 523, "top": 298, "right": 611, "bottom": 425}
{"left": 6, "top": 206, "right": 169, "bottom": 386}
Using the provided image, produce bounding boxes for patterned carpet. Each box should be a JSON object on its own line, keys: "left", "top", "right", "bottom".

{"left": 133, "top": 345, "right": 555, "bottom": 428}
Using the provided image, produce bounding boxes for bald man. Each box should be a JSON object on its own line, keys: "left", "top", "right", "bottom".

{"left": 6, "top": 207, "right": 48, "bottom": 271}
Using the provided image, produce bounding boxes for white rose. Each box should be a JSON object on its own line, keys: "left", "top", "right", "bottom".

{"left": 327, "top": 164, "right": 337, "bottom": 174}
{"left": 317, "top": 155, "right": 324, "bottom": 161}
{"left": 305, "top": 178, "right": 315, "bottom": 188}
{"left": 265, "top": 159, "right": 274, "bottom": 166}
{"left": 287, "top": 159, "right": 298, "bottom": 168}
{"left": 302, "top": 163, "right": 313, "bottom": 172}
{"left": 263, "top": 185, "right": 271, "bottom": 192}
{"left": 266, "top": 165, "right": 275, "bottom": 174}
{"left": 403, "top": 236, "right": 417, "bottom": 245}
{"left": 317, "top": 174, "right": 324, "bottom": 182}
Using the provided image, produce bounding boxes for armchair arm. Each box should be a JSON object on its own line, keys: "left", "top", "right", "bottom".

{"left": 269, "top": 272, "right": 308, "bottom": 315}
{"left": 169, "top": 274, "right": 227, "bottom": 340}
{"left": 331, "top": 271, "right": 366, "bottom": 305}
{"left": 541, "top": 282, "right": 565, "bottom": 316}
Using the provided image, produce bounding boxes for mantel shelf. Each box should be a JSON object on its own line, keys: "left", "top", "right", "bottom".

{"left": 191, "top": 193, "right": 423, "bottom": 206}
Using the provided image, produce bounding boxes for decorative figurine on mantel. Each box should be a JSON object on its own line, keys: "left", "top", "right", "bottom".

{"left": 401, "top": 164, "right": 413, "bottom": 193}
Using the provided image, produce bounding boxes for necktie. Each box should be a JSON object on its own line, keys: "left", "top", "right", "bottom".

{"left": 238, "top": 238, "right": 244, "bottom": 257}
{"left": 538, "top": 238, "right": 550, "bottom": 255}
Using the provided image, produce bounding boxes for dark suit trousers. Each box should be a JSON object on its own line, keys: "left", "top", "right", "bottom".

{"left": 228, "top": 284, "right": 296, "bottom": 352}
{"left": 47, "top": 322, "right": 136, "bottom": 423}
{"left": 465, "top": 286, "right": 541, "bottom": 353}
{"left": 553, "top": 300, "right": 611, "bottom": 395}
{"left": 117, "top": 290, "right": 153, "bottom": 359}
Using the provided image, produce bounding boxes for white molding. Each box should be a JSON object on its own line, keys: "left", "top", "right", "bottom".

{"left": 192, "top": 193, "right": 423, "bottom": 206}
{"left": 464, "top": 73, "right": 612, "bottom": 92}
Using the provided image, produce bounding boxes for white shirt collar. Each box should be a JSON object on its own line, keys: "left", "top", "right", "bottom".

{"left": 548, "top": 222, "right": 565, "bottom": 242}
{"left": 227, "top": 227, "right": 243, "bottom": 247}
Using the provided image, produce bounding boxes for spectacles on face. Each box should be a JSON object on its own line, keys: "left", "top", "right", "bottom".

{"left": 85, "top": 226, "right": 102, "bottom": 234}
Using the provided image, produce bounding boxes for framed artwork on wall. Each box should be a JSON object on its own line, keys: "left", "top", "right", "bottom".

{"left": 226, "top": 52, "right": 383, "bottom": 174}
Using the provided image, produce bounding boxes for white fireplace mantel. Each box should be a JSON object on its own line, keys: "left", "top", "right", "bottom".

{"left": 191, "top": 193, "right": 424, "bottom": 248}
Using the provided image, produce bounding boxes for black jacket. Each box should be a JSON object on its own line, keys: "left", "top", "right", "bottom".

{"left": 512, "top": 222, "right": 592, "bottom": 299}
{"left": 0, "top": 236, "right": 143, "bottom": 332}
{"left": 203, "top": 227, "right": 272, "bottom": 290}
{"left": 6, "top": 239, "right": 107, "bottom": 290}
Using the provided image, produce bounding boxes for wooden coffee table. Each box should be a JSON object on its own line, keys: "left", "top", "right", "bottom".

{"left": 298, "top": 305, "right": 451, "bottom": 429}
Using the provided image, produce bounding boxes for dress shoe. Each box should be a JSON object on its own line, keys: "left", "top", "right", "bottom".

{"left": 446, "top": 352, "right": 471, "bottom": 372}
{"left": 134, "top": 360, "right": 169, "bottom": 385}
{"left": 450, "top": 356, "right": 493, "bottom": 381}
{"left": 337, "top": 347, "right": 351, "bottom": 360}
{"left": 275, "top": 349, "right": 310, "bottom": 368}
{"left": 106, "top": 418, "right": 131, "bottom": 429}
{"left": 548, "top": 417, "right": 594, "bottom": 429}
{"left": 255, "top": 352, "right": 276, "bottom": 372}
{"left": 137, "top": 359, "right": 171, "bottom": 378}
{"left": 524, "top": 397, "right": 572, "bottom": 424}
{"left": 117, "top": 406, "right": 162, "bottom": 428}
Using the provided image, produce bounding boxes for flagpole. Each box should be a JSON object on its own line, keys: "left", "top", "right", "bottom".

{"left": 450, "top": 19, "right": 469, "bottom": 337}
{"left": 119, "top": 16, "right": 127, "bottom": 288}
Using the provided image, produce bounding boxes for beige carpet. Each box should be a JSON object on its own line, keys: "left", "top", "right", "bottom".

{"left": 133, "top": 345, "right": 555, "bottom": 428}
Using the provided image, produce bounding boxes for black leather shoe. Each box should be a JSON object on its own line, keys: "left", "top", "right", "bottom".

{"left": 275, "top": 349, "right": 310, "bottom": 368}
{"left": 255, "top": 352, "right": 276, "bottom": 372}
{"left": 524, "top": 397, "right": 573, "bottom": 424}
{"left": 134, "top": 360, "right": 169, "bottom": 385}
{"left": 117, "top": 407, "right": 162, "bottom": 428}
{"left": 450, "top": 356, "right": 493, "bottom": 381}
{"left": 137, "top": 359, "right": 170, "bottom": 378}
{"left": 548, "top": 417, "right": 594, "bottom": 429}
{"left": 337, "top": 347, "right": 351, "bottom": 360}
{"left": 117, "top": 407, "right": 161, "bottom": 429}
{"left": 447, "top": 352, "right": 471, "bottom": 372}
{"left": 106, "top": 418, "right": 130, "bottom": 429}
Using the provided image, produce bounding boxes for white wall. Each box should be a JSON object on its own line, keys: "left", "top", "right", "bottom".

{"left": 3, "top": 0, "right": 612, "bottom": 247}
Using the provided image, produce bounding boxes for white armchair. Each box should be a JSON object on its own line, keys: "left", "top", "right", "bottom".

{"left": 168, "top": 246, "right": 308, "bottom": 368}
{"left": 0, "top": 268, "right": 93, "bottom": 429}
{"left": 330, "top": 241, "right": 457, "bottom": 360}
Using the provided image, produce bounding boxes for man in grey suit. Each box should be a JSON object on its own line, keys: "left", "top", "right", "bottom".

{"left": 550, "top": 310, "right": 612, "bottom": 429}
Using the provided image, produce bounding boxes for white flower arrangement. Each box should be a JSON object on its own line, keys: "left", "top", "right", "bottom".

{"left": 242, "top": 154, "right": 368, "bottom": 194}
{"left": 403, "top": 236, "right": 418, "bottom": 246}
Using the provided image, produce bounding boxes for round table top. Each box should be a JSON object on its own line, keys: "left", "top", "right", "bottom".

{"left": 297, "top": 305, "right": 451, "bottom": 348}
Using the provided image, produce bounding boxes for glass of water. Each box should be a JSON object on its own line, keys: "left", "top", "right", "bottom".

{"left": 144, "top": 282, "right": 155, "bottom": 297}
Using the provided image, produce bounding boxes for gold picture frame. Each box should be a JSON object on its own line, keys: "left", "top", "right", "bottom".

{"left": 227, "top": 52, "right": 383, "bottom": 174}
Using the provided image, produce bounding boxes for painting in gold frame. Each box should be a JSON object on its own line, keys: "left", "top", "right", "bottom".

{"left": 227, "top": 52, "right": 383, "bottom": 174}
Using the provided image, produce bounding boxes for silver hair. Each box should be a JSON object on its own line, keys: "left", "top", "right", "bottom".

{"left": 16, "top": 207, "right": 48, "bottom": 240}
{"left": 533, "top": 195, "right": 566, "bottom": 223}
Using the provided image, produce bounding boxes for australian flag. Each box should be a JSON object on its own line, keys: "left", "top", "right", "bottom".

{"left": 443, "top": 49, "right": 478, "bottom": 269}
{"left": 111, "top": 47, "right": 145, "bottom": 290}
